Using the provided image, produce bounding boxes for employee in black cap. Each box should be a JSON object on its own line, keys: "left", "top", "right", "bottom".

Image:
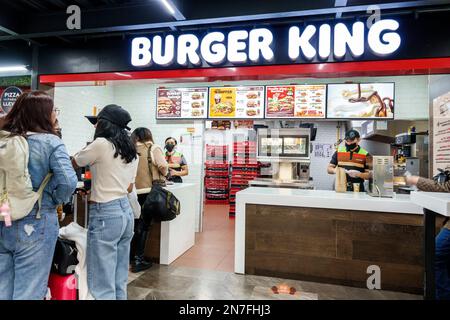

{"left": 327, "top": 129, "right": 371, "bottom": 192}
{"left": 72, "top": 104, "right": 138, "bottom": 300}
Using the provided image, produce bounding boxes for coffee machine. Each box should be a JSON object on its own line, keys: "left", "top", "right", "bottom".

{"left": 249, "top": 128, "right": 314, "bottom": 189}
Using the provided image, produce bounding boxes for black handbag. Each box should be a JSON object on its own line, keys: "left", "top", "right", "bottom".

{"left": 142, "top": 184, "right": 181, "bottom": 222}
{"left": 141, "top": 143, "right": 180, "bottom": 222}
{"left": 51, "top": 238, "right": 79, "bottom": 275}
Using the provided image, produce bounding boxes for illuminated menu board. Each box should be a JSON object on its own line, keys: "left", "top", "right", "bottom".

{"left": 208, "top": 86, "right": 265, "bottom": 119}
{"left": 326, "top": 83, "right": 395, "bottom": 119}
{"left": 156, "top": 87, "right": 208, "bottom": 119}
{"left": 265, "top": 85, "right": 326, "bottom": 119}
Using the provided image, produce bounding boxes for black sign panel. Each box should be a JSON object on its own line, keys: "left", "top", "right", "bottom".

{"left": 38, "top": 11, "right": 450, "bottom": 75}
{"left": 0, "top": 86, "right": 22, "bottom": 114}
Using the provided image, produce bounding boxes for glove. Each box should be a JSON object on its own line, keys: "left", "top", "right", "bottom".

{"left": 346, "top": 170, "right": 361, "bottom": 178}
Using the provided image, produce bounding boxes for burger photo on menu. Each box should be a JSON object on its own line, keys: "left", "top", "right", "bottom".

{"left": 191, "top": 109, "right": 203, "bottom": 117}
{"left": 157, "top": 96, "right": 177, "bottom": 116}
{"left": 191, "top": 101, "right": 202, "bottom": 108}
{"left": 247, "top": 100, "right": 259, "bottom": 108}
{"left": 267, "top": 95, "right": 295, "bottom": 114}
{"left": 246, "top": 92, "right": 259, "bottom": 99}
{"left": 246, "top": 108, "right": 259, "bottom": 117}
{"left": 191, "top": 92, "right": 202, "bottom": 100}
{"left": 212, "top": 101, "right": 234, "bottom": 115}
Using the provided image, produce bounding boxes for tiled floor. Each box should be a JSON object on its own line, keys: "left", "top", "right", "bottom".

{"left": 171, "top": 204, "right": 235, "bottom": 272}
{"left": 126, "top": 204, "right": 422, "bottom": 300}
{"left": 127, "top": 265, "right": 421, "bottom": 300}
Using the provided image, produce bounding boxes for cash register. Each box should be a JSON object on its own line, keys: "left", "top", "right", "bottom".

{"left": 249, "top": 128, "right": 314, "bottom": 189}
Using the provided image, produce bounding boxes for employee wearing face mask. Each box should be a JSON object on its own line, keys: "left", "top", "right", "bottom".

{"left": 327, "top": 129, "right": 371, "bottom": 192}
{"left": 165, "top": 137, "right": 189, "bottom": 183}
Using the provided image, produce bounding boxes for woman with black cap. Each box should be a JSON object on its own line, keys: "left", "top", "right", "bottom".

{"left": 72, "top": 104, "right": 138, "bottom": 300}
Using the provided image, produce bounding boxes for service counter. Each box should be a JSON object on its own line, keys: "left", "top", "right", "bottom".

{"left": 235, "top": 187, "right": 444, "bottom": 294}
{"left": 137, "top": 183, "right": 196, "bottom": 265}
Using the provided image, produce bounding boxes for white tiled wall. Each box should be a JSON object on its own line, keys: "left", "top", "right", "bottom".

{"left": 53, "top": 75, "right": 429, "bottom": 230}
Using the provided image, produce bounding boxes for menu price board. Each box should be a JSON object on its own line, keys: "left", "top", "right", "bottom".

{"left": 265, "top": 85, "right": 326, "bottom": 119}
{"left": 208, "top": 86, "right": 264, "bottom": 119}
{"left": 433, "top": 92, "right": 450, "bottom": 175}
{"left": 157, "top": 87, "right": 208, "bottom": 119}
{"left": 327, "top": 83, "right": 394, "bottom": 119}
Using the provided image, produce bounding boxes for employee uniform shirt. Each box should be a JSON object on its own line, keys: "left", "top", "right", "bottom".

{"left": 166, "top": 150, "right": 187, "bottom": 183}
{"left": 329, "top": 146, "right": 370, "bottom": 192}
{"left": 73, "top": 138, "right": 138, "bottom": 203}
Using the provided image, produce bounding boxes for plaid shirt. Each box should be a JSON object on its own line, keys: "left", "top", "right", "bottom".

{"left": 417, "top": 177, "right": 450, "bottom": 193}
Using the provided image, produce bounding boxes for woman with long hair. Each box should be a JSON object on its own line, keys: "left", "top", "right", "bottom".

{"left": 130, "top": 127, "right": 168, "bottom": 272}
{"left": 72, "top": 104, "right": 138, "bottom": 300}
{"left": 0, "top": 91, "right": 77, "bottom": 300}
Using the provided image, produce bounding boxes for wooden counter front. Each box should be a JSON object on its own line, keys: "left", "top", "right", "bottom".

{"left": 244, "top": 204, "right": 444, "bottom": 294}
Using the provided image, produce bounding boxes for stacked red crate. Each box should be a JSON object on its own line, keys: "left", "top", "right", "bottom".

{"left": 204, "top": 145, "right": 230, "bottom": 204}
{"left": 229, "top": 141, "right": 258, "bottom": 216}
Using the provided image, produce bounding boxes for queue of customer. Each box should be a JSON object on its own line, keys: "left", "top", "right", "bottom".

{"left": 0, "top": 90, "right": 189, "bottom": 300}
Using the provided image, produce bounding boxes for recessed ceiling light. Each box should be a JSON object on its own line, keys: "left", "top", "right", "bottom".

{"left": 160, "top": 0, "right": 175, "bottom": 15}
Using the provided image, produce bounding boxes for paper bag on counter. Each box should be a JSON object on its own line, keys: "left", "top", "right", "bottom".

{"left": 335, "top": 167, "right": 347, "bottom": 193}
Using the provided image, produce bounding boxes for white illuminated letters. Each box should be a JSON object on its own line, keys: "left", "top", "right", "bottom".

{"left": 249, "top": 28, "right": 274, "bottom": 62}
{"left": 130, "top": 19, "right": 401, "bottom": 67}
{"left": 177, "top": 34, "right": 201, "bottom": 66}
{"left": 200, "top": 32, "right": 226, "bottom": 65}
{"left": 318, "top": 24, "right": 331, "bottom": 59}
{"left": 131, "top": 37, "right": 152, "bottom": 67}
{"left": 289, "top": 25, "right": 317, "bottom": 60}
{"left": 152, "top": 35, "right": 175, "bottom": 66}
{"left": 368, "top": 19, "right": 401, "bottom": 56}
{"left": 334, "top": 21, "right": 365, "bottom": 59}
{"left": 228, "top": 30, "right": 249, "bottom": 63}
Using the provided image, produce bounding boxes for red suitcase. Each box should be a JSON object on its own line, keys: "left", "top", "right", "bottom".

{"left": 48, "top": 273, "right": 78, "bottom": 300}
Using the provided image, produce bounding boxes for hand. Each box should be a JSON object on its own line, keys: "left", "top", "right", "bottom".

{"left": 406, "top": 175, "right": 420, "bottom": 186}
{"left": 169, "top": 169, "right": 178, "bottom": 176}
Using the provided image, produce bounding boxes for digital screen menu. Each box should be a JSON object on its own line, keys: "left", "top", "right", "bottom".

{"left": 208, "top": 86, "right": 265, "bottom": 119}
{"left": 156, "top": 87, "right": 208, "bottom": 119}
{"left": 265, "top": 85, "right": 326, "bottom": 119}
{"left": 326, "top": 83, "right": 395, "bottom": 119}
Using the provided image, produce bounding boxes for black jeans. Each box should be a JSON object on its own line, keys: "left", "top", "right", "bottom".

{"left": 130, "top": 193, "right": 152, "bottom": 260}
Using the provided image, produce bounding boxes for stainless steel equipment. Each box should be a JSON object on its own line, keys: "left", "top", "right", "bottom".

{"left": 367, "top": 155, "right": 394, "bottom": 198}
{"left": 249, "top": 128, "right": 314, "bottom": 189}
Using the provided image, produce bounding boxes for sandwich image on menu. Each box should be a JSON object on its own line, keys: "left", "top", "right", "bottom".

{"left": 209, "top": 86, "right": 265, "bottom": 119}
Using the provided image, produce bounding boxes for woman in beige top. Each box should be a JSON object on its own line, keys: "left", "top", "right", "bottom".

{"left": 129, "top": 127, "right": 168, "bottom": 273}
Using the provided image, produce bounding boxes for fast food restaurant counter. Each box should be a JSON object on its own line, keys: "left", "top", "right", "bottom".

{"left": 234, "top": 187, "right": 442, "bottom": 294}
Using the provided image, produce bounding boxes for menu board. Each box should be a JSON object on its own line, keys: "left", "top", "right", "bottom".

{"left": 265, "top": 85, "right": 326, "bottom": 119}
{"left": 208, "top": 86, "right": 264, "bottom": 119}
{"left": 433, "top": 91, "right": 450, "bottom": 175}
{"left": 156, "top": 87, "right": 208, "bottom": 119}
{"left": 327, "top": 83, "right": 394, "bottom": 119}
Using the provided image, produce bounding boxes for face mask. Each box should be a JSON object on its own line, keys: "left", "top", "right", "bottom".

{"left": 346, "top": 143, "right": 357, "bottom": 151}
{"left": 166, "top": 144, "right": 175, "bottom": 152}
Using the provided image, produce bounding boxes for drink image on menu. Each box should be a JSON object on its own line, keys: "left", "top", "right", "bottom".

{"left": 327, "top": 83, "right": 394, "bottom": 119}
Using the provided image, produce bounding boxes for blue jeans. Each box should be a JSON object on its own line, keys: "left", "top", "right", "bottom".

{"left": 436, "top": 227, "right": 450, "bottom": 300}
{"left": 87, "top": 197, "right": 134, "bottom": 300}
{"left": 0, "top": 211, "right": 59, "bottom": 300}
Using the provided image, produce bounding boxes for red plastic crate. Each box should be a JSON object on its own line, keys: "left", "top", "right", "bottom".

{"left": 205, "top": 170, "right": 229, "bottom": 177}
{"left": 205, "top": 163, "right": 229, "bottom": 170}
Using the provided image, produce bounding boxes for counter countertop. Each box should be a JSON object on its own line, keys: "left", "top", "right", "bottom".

{"left": 411, "top": 191, "right": 450, "bottom": 216}
{"left": 236, "top": 187, "right": 422, "bottom": 214}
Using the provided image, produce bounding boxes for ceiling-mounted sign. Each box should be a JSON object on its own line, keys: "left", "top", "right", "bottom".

{"left": 131, "top": 19, "right": 401, "bottom": 68}
{"left": 0, "top": 86, "right": 22, "bottom": 115}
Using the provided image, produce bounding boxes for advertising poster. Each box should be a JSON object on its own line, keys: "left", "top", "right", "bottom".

{"left": 433, "top": 92, "right": 450, "bottom": 175}
{"left": 156, "top": 87, "right": 208, "bottom": 119}
{"left": 265, "top": 85, "right": 326, "bottom": 118}
{"left": 327, "top": 83, "right": 395, "bottom": 119}
{"left": 209, "top": 86, "right": 264, "bottom": 119}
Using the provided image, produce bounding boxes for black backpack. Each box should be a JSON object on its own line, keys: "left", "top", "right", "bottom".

{"left": 142, "top": 184, "right": 180, "bottom": 222}
{"left": 51, "top": 238, "right": 79, "bottom": 275}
